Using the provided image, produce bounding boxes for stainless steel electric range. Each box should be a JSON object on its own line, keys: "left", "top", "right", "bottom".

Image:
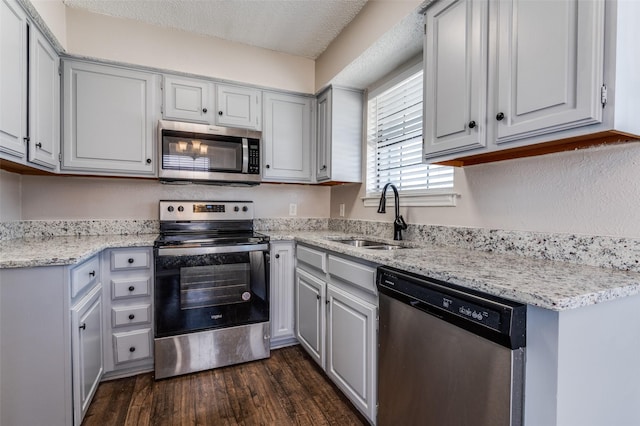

{"left": 153, "top": 200, "right": 270, "bottom": 379}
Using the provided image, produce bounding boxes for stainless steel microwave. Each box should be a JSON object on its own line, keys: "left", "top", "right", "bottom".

{"left": 158, "top": 120, "right": 261, "bottom": 185}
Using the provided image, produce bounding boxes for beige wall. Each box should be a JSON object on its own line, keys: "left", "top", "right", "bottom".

{"left": 64, "top": 8, "right": 315, "bottom": 93}
{"left": 331, "top": 141, "right": 640, "bottom": 238}
{"left": 0, "top": 171, "right": 22, "bottom": 221}
{"left": 315, "top": 0, "right": 422, "bottom": 91}
{"left": 14, "top": 175, "right": 329, "bottom": 220}
{"left": 30, "top": 0, "right": 67, "bottom": 49}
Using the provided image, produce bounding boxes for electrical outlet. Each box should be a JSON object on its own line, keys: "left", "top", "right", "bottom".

{"left": 289, "top": 203, "right": 297, "bottom": 216}
{"left": 339, "top": 204, "right": 345, "bottom": 217}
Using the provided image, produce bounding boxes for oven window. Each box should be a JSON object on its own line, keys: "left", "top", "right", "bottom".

{"left": 162, "top": 135, "right": 242, "bottom": 172}
{"left": 180, "top": 263, "right": 250, "bottom": 309}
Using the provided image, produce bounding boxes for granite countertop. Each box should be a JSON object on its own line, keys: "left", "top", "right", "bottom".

{"left": 0, "top": 234, "right": 158, "bottom": 268}
{"left": 268, "top": 231, "right": 640, "bottom": 312}
{"left": 2, "top": 230, "right": 639, "bottom": 312}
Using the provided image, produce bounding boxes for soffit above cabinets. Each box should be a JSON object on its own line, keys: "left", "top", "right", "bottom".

{"left": 62, "top": 0, "right": 368, "bottom": 59}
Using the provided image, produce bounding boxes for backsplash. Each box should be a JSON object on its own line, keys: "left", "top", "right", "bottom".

{"left": 0, "top": 219, "right": 159, "bottom": 240}
{"left": 1, "top": 218, "right": 637, "bottom": 273}
{"left": 329, "top": 218, "right": 640, "bottom": 273}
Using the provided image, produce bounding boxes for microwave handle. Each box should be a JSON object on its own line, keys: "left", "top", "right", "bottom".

{"left": 242, "top": 138, "right": 249, "bottom": 173}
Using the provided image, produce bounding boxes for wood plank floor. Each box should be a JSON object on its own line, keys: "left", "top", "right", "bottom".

{"left": 82, "top": 345, "right": 367, "bottom": 426}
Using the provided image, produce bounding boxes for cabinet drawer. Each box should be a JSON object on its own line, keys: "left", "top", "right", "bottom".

{"left": 328, "top": 255, "right": 376, "bottom": 294}
{"left": 296, "top": 245, "right": 326, "bottom": 272}
{"left": 111, "top": 277, "right": 151, "bottom": 299}
{"left": 111, "top": 304, "right": 151, "bottom": 327}
{"left": 113, "top": 328, "right": 152, "bottom": 364}
{"left": 111, "top": 250, "right": 150, "bottom": 271}
{"left": 71, "top": 255, "right": 100, "bottom": 298}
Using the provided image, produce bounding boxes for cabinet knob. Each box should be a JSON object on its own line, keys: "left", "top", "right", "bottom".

{"left": 128, "top": 314, "right": 135, "bottom": 320}
{"left": 146, "top": 158, "right": 152, "bottom": 164}
{"left": 128, "top": 258, "right": 134, "bottom": 264}
{"left": 265, "top": 164, "right": 270, "bottom": 169}
{"left": 89, "top": 270, "right": 95, "bottom": 277}
{"left": 129, "top": 347, "right": 136, "bottom": 353}
{"left": 468, "top": 121, "right": 476, "bottom": 129}
{"left": 218, "top": 111, "right": 223, "bottom": 116}
{"left": 79, "top": 323, "right": 86, "bottom": 330}
{"left": 496, "top": 112, "right": 505, "bottom": 121}
{"left": 316, "top": 295, "right": 320, "bottom": 300}
{"left": 128, "top": 286, "right": 135, "bottom": 292}
{"left": 275, "top": 254, "right": 280, "bottom": 259}
{"left": 320, "top": 165, "right": 327, "bottom": 170}
{"left": 203, "top": 108, "right": 208, "bottom": 113}
{"left": 35, "top": 142, "right": 42, "bottom": 148}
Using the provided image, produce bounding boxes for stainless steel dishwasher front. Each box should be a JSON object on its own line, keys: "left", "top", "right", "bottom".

{"left": 377, "top": 266, "right": 527, "bottom": 426}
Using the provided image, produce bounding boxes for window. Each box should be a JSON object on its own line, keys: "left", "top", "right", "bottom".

{"left": 365, "top": 65, "right": 455, "bottom": 206}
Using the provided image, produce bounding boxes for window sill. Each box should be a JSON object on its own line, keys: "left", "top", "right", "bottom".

{"left": 362, "top": 190, "right": 459, "bottom": 208}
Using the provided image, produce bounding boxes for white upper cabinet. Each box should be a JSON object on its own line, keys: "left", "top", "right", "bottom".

{"left": 423, "top": 0, "right": 640, "bottom": 165}
{"left": 423, "top": 0, "right": 488, "bottom": 157}
{"left": 216, "top": 84, "right": 262, "bottom": 130}
{"left": 162, "top": 75, "right": 214, "bottom": 124}
{"left": 262, "top": 91, "right": 313, "bottom": 183}
{"left": 315, "top": 86, "right": 363, "bottom": 183}
{"left": 62, "top": 60, "right": 159, "bottom": 176}
{"left": 493, "top": 0, "right": 603, "bottom": 143}
{"left": 0, "top": 0, "right": 27, "bottom": 160}
{"left": 29, "top": 26, "right": 59, "bottom": 170}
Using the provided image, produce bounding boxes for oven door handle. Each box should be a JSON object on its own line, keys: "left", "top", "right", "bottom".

{"left": 157, "top": 243, "right": 269, "bottom": 257}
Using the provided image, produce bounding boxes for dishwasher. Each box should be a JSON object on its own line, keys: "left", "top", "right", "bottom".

{"left": 376, "top": 266, "right": 526, "bottom": 426}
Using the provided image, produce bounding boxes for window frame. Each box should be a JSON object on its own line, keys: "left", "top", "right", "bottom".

{"left": 363, "top": 61, "right": 458, "bottom": 208}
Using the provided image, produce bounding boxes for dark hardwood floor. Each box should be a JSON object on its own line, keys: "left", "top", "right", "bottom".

{"left": 82, "top": 345, "right": 367, "bottom": 426}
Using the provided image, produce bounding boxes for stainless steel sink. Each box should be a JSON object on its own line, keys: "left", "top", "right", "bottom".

{"left": 335, "top": 239, "right": 406, "bottom": 250}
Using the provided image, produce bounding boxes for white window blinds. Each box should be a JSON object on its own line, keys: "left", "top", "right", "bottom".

{"left": 366, "top": 69, "right": 453, "bottom": 194}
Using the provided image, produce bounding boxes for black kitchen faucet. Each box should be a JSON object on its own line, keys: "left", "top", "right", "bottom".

{"left": 377, "top": 183, "right": 408, "bottom": 241}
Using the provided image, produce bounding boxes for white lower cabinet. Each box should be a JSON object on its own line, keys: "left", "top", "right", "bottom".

{"left": 270, "top": 241, "right": 297, "bottom": 348}
{"left": 71, "top": 283, "right": 103, "bottom": 425}
{"left": 295, "top": 244, "right": 378, "bottom": 424}
{"left": 102, "top": 247, "right": 154, "bottom": 378}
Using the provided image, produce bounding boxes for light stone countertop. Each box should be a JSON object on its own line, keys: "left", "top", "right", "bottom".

{"left": 0, "top": 234, "right": 158, "bottom": 268}
{"left": 268, "top": 231, "right": 640, "bottom": 312}
{"left": 1, "top": 231, "right": 639, "bottom": 312}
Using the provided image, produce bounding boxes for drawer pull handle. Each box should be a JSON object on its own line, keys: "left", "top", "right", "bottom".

{"left": 129, "top": 347, "right": 136, "bottom": 353}
{"left": 128, "top": 286, "right": 135, "bottom": 292}
{"left": 79, "top": 323, "right": 86, "bottom": 330}
{"left": 128, "top": 258, "right": 134, "bottom": 264}
{"left": 128, "top": 314, "right": 135, "bottom": 320}
{"left": 89, "top": 270, "right": 95, "bottom": 277}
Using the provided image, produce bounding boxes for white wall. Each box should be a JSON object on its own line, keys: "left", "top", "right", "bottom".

{"left": 331, "top": 141, "right": 640, "bottom": 238}
{"left": 29, "top": 0, "right": 67, "bottom": 49}
{"left": 64, "top": 7, "right": 315, "bottom": 94}
{"left": 15, "top": 175, "right": 330, "bottom": 220}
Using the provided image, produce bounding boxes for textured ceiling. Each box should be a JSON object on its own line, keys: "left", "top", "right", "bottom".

{"left": 62, "top": 0, "right": 368, "bottom": 59}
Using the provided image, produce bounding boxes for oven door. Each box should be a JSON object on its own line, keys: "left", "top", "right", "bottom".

{"left": 154, "top": 243, "right": 269, "bottom": 338}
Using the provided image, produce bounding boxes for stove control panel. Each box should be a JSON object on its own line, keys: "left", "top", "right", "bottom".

{"left": 159, "top": 201, "right": 254, "bottom": 221}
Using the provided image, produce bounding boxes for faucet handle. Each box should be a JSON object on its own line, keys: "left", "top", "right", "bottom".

{"left": 395, "top": 215, "right": 408, "bottom": 230}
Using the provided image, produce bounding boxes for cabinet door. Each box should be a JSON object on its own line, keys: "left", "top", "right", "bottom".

{"left": 262, "top": 91, "right": 312, "bottom": 182}
{"left": 270, "top": 241, "right": 296, "bottom": 346}
{"left": 28, "top": 27, "right": 59, "bottom": 170}
{"left": 326, "top": 284, "right": 377, "bottom": 423}
{"left": 62, "top": 61, "right": 158, "bottom": 176}
{"left": 423, "top": 0, "right": 487, "bottom": 159}
{"left": 71, "top": 284, "right": 103, "bottom": 426}
{"left": 315, "top": 89, "right": 330, "bottom": 181}
{"left": 0, "top": 0, "right": 27, "bottom": 159}
{"left": 163, "top": 75, "right": 213, "bottom": 123}
{"left": 216, "top": 84, "right": 261, "bottom": 130}
{"left": 494, "top": 0, "right": 604, "bottom": 143}
{"left": 295, "top": 267, "right": 325, "bottom": 368}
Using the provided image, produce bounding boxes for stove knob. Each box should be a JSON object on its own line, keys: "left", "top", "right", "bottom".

{"left": 178, "top": 206, "right": 184, "bottom": 212}
{"left": 167, "top": 206, "right": 174, "bottom": 212}
{"left": 242, "top": 206, "right": 248, "bottom": 212}
{"left": 234, "top": 206, "right": 240, "bottom": 212}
